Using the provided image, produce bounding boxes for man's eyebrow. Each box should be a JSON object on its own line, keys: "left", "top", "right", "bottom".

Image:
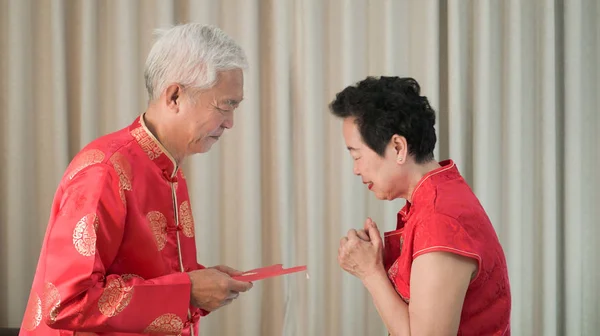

{"left": 221, "top": 98, "right": 242, "bottom": 106}
{"left": 347, "top": 146, "right": 358, "bottom": 151}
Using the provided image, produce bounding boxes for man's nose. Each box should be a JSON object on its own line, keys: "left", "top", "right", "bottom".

{"left": 223, "top": 114, "right": 234, "bottom": 129}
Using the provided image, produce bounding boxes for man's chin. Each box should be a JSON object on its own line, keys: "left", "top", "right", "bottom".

{"left": 192, "top": 139, "right": 217, "bottom": 154}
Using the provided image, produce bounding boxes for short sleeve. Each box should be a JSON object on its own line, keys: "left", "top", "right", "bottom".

{"left": 412, "top": 214, "right": 482, "bottom": 279}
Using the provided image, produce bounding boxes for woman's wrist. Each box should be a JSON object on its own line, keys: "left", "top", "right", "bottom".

{"left": 361, "top": 265, "right": 388, "bottom": 288}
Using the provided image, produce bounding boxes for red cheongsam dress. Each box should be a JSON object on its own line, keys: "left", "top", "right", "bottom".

{"left": 383, "top": 160, "right": 511, "bottom": 335}
{"left": 20, "top": 114, "right": 208, "bottom": 335}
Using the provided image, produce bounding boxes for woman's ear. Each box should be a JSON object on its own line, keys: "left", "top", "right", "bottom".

{"left": 392, "top": 135, "right": 408, "bottom": 164}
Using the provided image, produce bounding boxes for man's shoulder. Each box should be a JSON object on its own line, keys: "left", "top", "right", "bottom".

{"left": 62, "top": 123, "right": 138, "bottom": 182}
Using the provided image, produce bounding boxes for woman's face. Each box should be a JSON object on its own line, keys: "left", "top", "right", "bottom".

{"left": 342, "top": 117, "right": 407, "bottom": 201}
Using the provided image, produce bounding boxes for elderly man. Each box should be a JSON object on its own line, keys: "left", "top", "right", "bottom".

{"left": 19, "top": 23, "right": 252, "bottom": 335}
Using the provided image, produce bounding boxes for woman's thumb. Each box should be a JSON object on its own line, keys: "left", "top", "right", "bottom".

{"left": 366, "top": 219, "right": 382, "bottom": 244}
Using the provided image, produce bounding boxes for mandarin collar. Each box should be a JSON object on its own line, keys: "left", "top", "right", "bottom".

{"left": 409, "top": 159, "right": 458, "bottom": 204}
{"left": 128, "top": 114, "right": 179, "bottom": 180}
{"left": 395, "top": 160, "right": 459, "bottom": 228}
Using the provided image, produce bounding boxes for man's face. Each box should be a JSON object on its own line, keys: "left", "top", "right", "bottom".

{"left": 177, "top": 69, "right": 244, "bottom": 155}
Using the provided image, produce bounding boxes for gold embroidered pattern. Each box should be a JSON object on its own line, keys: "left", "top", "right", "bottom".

{"left": 143, "top": 313, "right": 184, "bottom": 334}
{"left": 98, "top": 276, "right": 135, "bottom": 317}
{"left": 73, "top": 214, "right": 99, "bottom": 256}
{"left": 179, "top": 201, "right": 195, "bottom": 238}
{"left": 130, "top": 127, "right": 163, "bottom": 160}
{"left": 109, "top": 153, "right": 133, "bottom": 206}
{"left": 147, "top": 211, "right": 168, "bottom": 250}
{"left": 179, "top": 169, "right": 186, "bottom": 180}
{"left": 42, "top": 282, "right": 61, "bottom": 324}
{"left": 22, "top": 291, "right": 42, "bottom": 331}
{"left": 67, "top": 149, "right": 105, "bottom": 180}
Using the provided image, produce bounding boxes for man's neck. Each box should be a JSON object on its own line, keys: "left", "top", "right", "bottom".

{"left": 143, "top": 109, "right": 183, "bottom": 166}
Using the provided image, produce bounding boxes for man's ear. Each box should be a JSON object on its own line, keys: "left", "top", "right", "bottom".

{"left": 163, "top": 84, "right": 182, "bottom": 111}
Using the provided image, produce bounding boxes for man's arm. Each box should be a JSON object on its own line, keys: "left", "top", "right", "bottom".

{"left": 41, "top": 164, "right": 191, "bottom": 333}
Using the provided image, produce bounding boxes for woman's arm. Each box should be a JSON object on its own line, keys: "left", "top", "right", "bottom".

{"left": 363, "top": 251, "right": 476, "bottom": 336}
{"left": 362, "top": 269, "right": 410, "bottom": 335}
{"left": 339, "top": 219, "right": 477, "bottom": 336}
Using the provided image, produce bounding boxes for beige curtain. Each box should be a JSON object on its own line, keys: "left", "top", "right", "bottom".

{"left": 1, "top": 0, "right": 598, "bottom": 335}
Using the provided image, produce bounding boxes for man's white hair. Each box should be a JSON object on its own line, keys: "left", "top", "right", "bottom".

{"left": 144, "top": 23, "right": 248, "bottom": 102}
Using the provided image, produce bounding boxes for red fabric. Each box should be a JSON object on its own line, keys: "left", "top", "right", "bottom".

{"left": 383, "top": 160, "right": 511, "bottom": 336}
{"left": 20, "top": 115, "right": 207, "bottom": 335}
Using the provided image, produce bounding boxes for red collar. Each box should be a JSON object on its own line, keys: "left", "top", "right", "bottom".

{"left": 397, "top": 160, "right": 460, "bottom": 225}
{"left": 128, "top": 114, "right": 179, "bottom": 180}
{"left": 409, "top": 159, "right": 458, "bottom": 202}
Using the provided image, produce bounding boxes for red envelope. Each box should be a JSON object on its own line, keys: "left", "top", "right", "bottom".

{"left": 233, "top": 264, "right": 307, "bottom": 282}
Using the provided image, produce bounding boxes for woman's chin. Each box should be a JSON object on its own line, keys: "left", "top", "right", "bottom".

{"left": 372, "top": 190, "right": 395, "bottom": 201}
{"left": 371, "top": 190, "right": 386, "bottom": 200}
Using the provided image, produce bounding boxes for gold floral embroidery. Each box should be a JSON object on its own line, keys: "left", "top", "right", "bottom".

{"left": 179, "top": 201, "right": 195, "bottom": 238}
{"left": 109, "top": 153, "right": 132, "bottom": 206}
{"left": 130, "top": 127, "right": 163, "bottom": 160}
{"left": 147, "top": 211, "right": 167, "bottom": 251}
{"left": 22, "top": 291, "right": 42, "bottom": 331}
{"left": 179, "top": 169, "right": 186, "bottom": 180}
{"left": 73, "top": 213, "right": 99, "bottom": 256}
{"left": 98, "top": 275, "right": 136, "bottom": 317}
{"left": 67, "top": 149, "right": 105, "bottom": 180}
{"left": 42, "top": 282, "right": 61, "bottom": 324}
{"left": 143, "top": 313, "right": 184, "bottom": 334}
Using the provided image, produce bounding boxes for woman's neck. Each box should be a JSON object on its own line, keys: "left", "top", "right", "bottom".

{"left": 404, "top": 160, "right": 441, "bottom": 203}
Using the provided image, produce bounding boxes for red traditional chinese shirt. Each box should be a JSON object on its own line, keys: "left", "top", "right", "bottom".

{"left": 20, "top": 114, "right": 207, "bottom": 335}
{"left": 383, "top": 160, "right": 511, "bottom": 335}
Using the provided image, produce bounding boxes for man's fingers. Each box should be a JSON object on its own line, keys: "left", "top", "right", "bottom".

{"left": 227, "top": 292, "right": 240, "bottom": 300}
{"left": 222, "top": 265, "right": 244, "bottom": 276}
{"left": 212, "top": 265, "right": 244, "bottom": 276}
{"left": 220, "top": 298, "right": 234, "bottom": 308}
{"left": 228, "top": 279, "right": 253, "bottom": 292}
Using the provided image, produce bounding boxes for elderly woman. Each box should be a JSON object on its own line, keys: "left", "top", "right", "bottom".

{"left": 332, "top": 77, "right": 511, "bottom": 335}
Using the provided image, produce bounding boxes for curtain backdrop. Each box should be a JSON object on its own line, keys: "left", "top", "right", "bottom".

{"left": 1, "top": 0, "right": 598, "bottom": 335}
